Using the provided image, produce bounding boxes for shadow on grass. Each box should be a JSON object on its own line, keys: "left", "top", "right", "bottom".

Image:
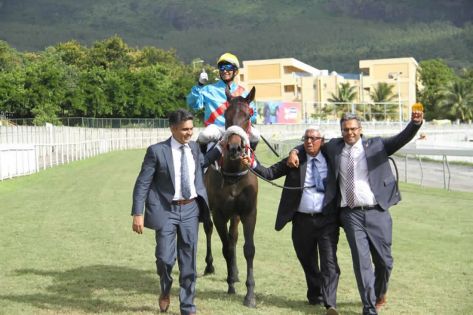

{"left": 1, "top": 265, "right": 159, "bottom": 313}
{"left": 197, "top": 273, "right": 361, "bottom": 315}
{"left": 1, "top": 265, "right": 361, "bottom": 314}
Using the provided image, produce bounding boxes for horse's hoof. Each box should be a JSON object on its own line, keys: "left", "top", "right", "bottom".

{"left": 243, "top": 296, "right": 256, "bottom": 308}
{"left": 204, "top": 265, "right": 215, "bottom": 275}
{"left": 227, "top": 286, "right": 236, "bottom": 294}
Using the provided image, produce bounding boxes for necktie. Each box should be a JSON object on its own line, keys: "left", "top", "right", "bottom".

{"left": 180, "top": 145, "right": 191, "bottom": 199}
{"left": 346, "top": 147, "right": 355, "bottom": 208}
{"left": 312, "top": 158, "right": 322, "bottom": 191}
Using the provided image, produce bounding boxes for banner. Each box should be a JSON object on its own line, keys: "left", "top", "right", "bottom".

{"left": 256, "top": 101, "right": 301, "bottom": 124}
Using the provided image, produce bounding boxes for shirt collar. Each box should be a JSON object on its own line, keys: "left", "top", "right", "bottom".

{"left": 171, "top": 137, "right": 188, "bottom": 149}
{"left": 307, "top": 151, "right": 323, "bottom": 162}
{"left": 344, "top": 138, "right": 363, "bottom": 151}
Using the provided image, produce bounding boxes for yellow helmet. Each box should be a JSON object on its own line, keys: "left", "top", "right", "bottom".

{"left": 217, "top": 52, "right": 240, "bottom": 68}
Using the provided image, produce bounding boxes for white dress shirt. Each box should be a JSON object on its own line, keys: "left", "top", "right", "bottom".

{"left": 339, "top": 139, "right": 377, "bottom": 207}
{"left": 171, "top": 137, "right": 197, "bottom": 200}
{"left": 297, "top": 152, "right": 327, "bottom": 214}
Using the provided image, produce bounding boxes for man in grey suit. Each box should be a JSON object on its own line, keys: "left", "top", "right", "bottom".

{"left": 242, "top": 127, "right": 340, "bottom": 315}
{"left": 288, "top": 110, "right": 423, "bottom": 315}
{"left": 131, "top": 109, "right": 221, "bottom": 315}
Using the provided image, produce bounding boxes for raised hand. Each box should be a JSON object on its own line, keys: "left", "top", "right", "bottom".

{"left": 199, "top": 68, "right": 208, "bottom": 85}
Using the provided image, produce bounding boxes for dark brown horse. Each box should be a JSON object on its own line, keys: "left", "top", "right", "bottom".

{"left": 203, "top": 87, "right": 258, "bottom": 307}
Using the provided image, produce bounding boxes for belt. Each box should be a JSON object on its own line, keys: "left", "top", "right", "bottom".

{"left": 172, "top": 198, "right": 196, "bottom": 206}
{"left": 297, "top": 211, "right": 323, "bottom": 217}
{"left": 342, "top": 205, "right": 379, "bottom": 211}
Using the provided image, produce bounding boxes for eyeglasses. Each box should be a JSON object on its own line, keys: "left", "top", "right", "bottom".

{"left": 218, "top": 64, "right": 237, "bottom": 72}
{"left": 302, "top": 136, "right": 323, "bottom": 142}
{"left": 342, "top": 127, "right": 360, "bottom": 133}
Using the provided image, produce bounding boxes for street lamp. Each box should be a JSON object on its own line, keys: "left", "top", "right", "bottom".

{"left": 388, "top": 72, "right": 402, "bottom": 128}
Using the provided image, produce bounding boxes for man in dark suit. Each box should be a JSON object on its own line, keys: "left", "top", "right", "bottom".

{"left": 131, "top": 109, "right": 221, "bottom": 315}
{"left": 242, "top": 127, "right": 340, "bottom": 315}
{"left": 288, "top": 111, "right": 423, "bottom": 315}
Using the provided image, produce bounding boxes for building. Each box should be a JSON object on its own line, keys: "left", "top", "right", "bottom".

{"left": 359, "top": 57, "right": 419, "bottom": 120}
{"left": 239, "top": 57, "right": 418, "bottom": 123}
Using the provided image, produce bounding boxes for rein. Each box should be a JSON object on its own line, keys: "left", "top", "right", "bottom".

{"left": 246, "top": 166, "right": 316, "bottom": 190}
{"left": 243, "top": 148, "right": 317, "bottom": 190}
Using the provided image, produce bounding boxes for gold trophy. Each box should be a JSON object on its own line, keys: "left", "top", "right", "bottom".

{"left": 412, "top": 102, "right": 424, "bottom": 112}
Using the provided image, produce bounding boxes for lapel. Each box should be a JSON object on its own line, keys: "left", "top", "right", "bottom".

{"left": 163, "top": 138, "right": 175, "bottom": 188}
{"left": 334, "top": 140, "right": 344, "bottom": 179}
{"left": 189, "top": 141, "right": 199, "bottom": 183}
{"left": 361, "top": 137, "right": 371, "bottom": 172}
{"left": 361, "top": 137, "right": 370, "bottom": 152}
{"left": 299, "top": 154, "right": 308, "bottom": 187}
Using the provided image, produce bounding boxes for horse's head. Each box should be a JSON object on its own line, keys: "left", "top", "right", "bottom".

{"left": 227, "top": 134, "right": 245, "bottom": 160}
{"left": 223, "top": 126, "right": 250, "bottom": 161}
{"left": 224, "top": 86, "right": 256, "bottom": 131}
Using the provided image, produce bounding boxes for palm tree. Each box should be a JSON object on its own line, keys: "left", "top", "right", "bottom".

{"left": 327, "top": 82, "right": 358, "bottom": 117}
{"left": 369, "top": 82, "right": 396, "bottom": 121}
{"left": 440, "top": 80, "right": 473, "bottom": 122}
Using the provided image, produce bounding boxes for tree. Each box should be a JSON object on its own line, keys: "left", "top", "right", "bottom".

{"left": 0, "top": 69, "right": 27, "bottom": 117}
{"left": 87, "top": 36, "right": 132, "bottom": 70}
{"left": 0, "top": 40, "right": 22, "bottom": 71}
{"left": 369, "top": 82, "right": 396, "bottom": 120}
{"left": 54, "top": 40, "right": 88, "bottom": 68}
{"left": 440, "top": 80, "right": 473, "bottom": 122}
{"left": 418, "top": 59, "right": 456, "bottom": 120}
{"left": 23, "top": 49, "right": 69, "bottom": 124}
{"left": 327, "top": 82, "right": 358, "bottom": 117}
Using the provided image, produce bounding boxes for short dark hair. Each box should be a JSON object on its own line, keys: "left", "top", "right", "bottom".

{"left": 168, "top": 109, "right": 194, "bottom": 126}
{"left": 339, "top": 113, "right": 361, "bottom": 128}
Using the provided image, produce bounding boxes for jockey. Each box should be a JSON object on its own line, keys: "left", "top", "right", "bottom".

{"left": 187, "top": 52, "right": 260, "bottom": 151}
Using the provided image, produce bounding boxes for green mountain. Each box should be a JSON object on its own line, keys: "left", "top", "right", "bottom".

{"left": 0, "top": 0, "right": 472, "bottom": 72}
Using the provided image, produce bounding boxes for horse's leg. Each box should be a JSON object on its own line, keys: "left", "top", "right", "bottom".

{"left": 203, "top": 218, "right": 215, "bottom": 275}
{"left": 241, "top": 210, "right": 257, "bottom": 308}
{"left": 228, "top": 215, "right": 240, "bottom": 283}
{"left": 213, "top": 211, "right": 237, "bottom": 294}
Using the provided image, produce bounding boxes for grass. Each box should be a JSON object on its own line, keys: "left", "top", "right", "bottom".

{"left": 0, "top": 147, "right": 472, "bottom": 315}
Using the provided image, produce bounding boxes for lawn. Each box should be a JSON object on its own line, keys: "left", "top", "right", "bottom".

{"left": 0, "top": 147, "right": 472, "bottom": 315}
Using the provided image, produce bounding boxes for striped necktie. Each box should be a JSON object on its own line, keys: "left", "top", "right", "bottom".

{"left": 346, "top": 147, "right": 355, "bottom": 208}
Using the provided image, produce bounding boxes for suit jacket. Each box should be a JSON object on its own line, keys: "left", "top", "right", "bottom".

{"left": 131, "top": 138, "right": 221, "bottom": 230}
{"left": 323, "top": 121, "right": 422, "bottom": 211}
{"left": 253, "top": 151, "right": 337, "bottom": 231}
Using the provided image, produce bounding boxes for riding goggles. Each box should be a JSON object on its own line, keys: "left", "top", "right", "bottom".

{"left": 218, "top": 64, "right": 237, "bottom": 72}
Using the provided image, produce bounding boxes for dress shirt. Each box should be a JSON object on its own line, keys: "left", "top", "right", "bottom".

{"left": 171, "top": 137, "right": 197, "bottom": 200}
{"left": 339, "top": 138, "right": 377, "bottom": 207}
{"left": 297, "top": 152, "right": 327, "bottom": 214}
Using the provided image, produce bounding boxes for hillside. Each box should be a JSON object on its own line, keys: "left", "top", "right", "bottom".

{"left": 0, "top": 0, "right": 472, "bottom": 72}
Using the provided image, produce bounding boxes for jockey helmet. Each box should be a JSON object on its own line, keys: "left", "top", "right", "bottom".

{"left": 217, "top": 53, "right": 240, "bottom": 69}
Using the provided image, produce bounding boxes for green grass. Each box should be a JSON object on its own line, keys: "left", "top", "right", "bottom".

{"left": 0, "top": 147, "right": 472, "bottom": 315}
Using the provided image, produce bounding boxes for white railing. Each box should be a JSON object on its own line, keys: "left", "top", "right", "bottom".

{"left": 1, "top": 124, "right": 472, "bottom": 185}
{"left": 0, "top": 126, "right": 182, "bottom": 180}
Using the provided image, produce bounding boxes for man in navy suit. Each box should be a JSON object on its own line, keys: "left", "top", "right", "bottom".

{"left": 243, "top": 127, "right": 340, "bottom": 315}
{"left": 131, "top": 109, "right": 221, "bottom": 315}
{"left": 288, "top": 111, "right": 423, "bottom": 315}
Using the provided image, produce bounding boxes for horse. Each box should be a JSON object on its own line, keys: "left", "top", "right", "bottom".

{"left": 202, "top": 86, "right": 258, "bottom": 308}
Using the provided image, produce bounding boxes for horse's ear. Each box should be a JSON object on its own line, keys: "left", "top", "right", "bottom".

{"left": 225, "top": 86, "right": 232, "bottom": 102}
{"left": 246, "top": 86, "right": 256, "bottom": 103}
